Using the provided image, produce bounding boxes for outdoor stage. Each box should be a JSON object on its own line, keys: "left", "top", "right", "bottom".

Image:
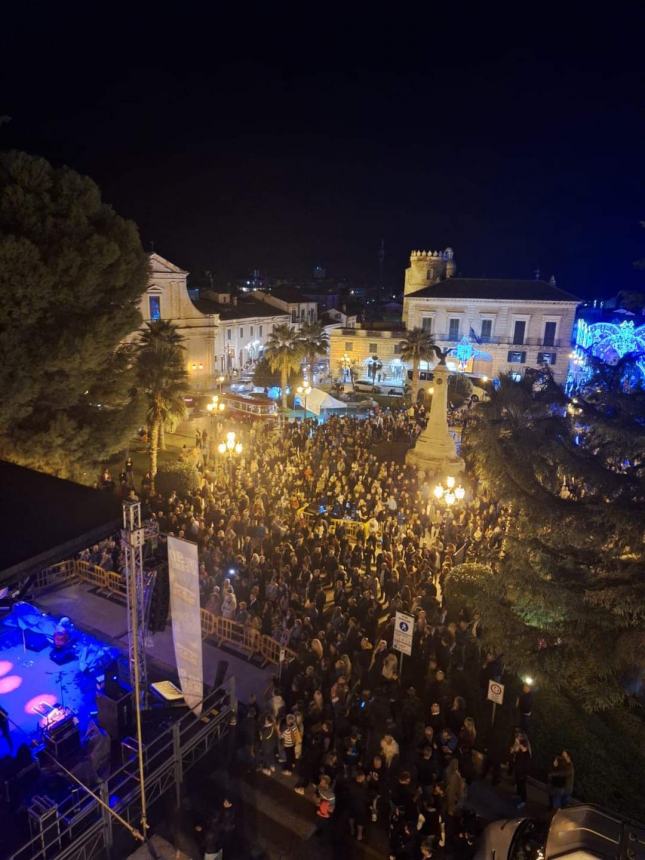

{"left": 0, "top": 602, "right": 119, "bottom": 755}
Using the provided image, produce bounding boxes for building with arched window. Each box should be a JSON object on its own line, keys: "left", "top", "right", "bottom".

{"left": 135, "top": 254, "right": 290, "bottom": 387}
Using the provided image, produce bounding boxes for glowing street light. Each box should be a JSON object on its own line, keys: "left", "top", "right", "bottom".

{"left": 207, "top": 394, "right": 226, "bottom": 414}
{"left": 433, "top": 476, "right": 466, "bottom": 505}
{"left": 218, "top": 430, "right": 243, "bottom": 476}
{"left": 296, "top": 383, "right": 312, "bottom": 419}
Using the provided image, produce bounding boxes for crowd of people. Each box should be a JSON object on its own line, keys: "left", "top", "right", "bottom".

{"left": 91, "top": 408, "right": 571, "bottom": 858}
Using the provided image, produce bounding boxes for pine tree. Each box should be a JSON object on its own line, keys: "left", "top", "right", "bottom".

{"left": 459, "top": 366, "right": 645, "bottom": 710}
{"left": 0, "top": 150, "right": 149, "bottom": 480}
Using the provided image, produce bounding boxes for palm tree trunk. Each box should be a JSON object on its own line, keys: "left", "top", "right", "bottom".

{"left": 149, "top": 420, "right": 159, "bottom": 478}
{"left": 158, "top": 421, "right": 166, "bottom": 451}
{"left": 281, "top": 364, "right": 288, "bottom": 410}
{"left": 412, "top": 356, "right": 420, "bottom": 403}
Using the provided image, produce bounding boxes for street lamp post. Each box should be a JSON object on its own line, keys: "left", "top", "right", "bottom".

{"left": 217, "top": 431, "right": 243, "bottom": 479}
{"left": 296, "top": 383, "right": 312, "bottom": 419}
{"left": 217, "top": 375, "right": 225, "bottom": 393}
{"left": 433, "top": 475, "right": 466, "bottom": 507}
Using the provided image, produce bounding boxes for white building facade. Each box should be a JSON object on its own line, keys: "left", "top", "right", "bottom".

{"left": 403, "top": 250, "right": 579, "bottom": 384}
{"left": 138, "top": 254, "right": 290, "bottom": 389}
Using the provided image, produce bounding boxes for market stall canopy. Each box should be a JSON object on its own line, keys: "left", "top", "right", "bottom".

{"left": 300, "top": 388, "right": 349, "bottom": 416}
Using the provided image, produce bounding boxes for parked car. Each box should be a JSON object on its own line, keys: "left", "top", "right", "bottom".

{"left": 475, "top": 806, "right": 645, "bottom": 860}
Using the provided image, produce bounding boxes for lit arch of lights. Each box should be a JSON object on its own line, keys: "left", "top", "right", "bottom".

{"left": 571, "top": 320, "right": 645, "bottom": 382}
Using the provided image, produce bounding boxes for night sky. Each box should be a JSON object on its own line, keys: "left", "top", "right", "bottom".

{"left": 2, "top": 5, "right": 644, "bottom": 298}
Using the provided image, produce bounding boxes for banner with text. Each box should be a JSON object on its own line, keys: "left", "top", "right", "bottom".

{"left": 167, "top": 535, "right": 203, "bottom": 717}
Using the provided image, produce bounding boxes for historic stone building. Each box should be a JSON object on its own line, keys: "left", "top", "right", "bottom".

{"left": 138, "top": 254, "right": 290, "bottom": 388}
{"left": 330, "top": 247, "right": 580, "bottom": 389}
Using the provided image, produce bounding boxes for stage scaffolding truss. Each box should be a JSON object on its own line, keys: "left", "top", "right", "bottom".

{"left": 9, "top": 681, "right": 235, "bottom": 860}
{"left": 121, "top": 501, "right": 149, "bottom": 707}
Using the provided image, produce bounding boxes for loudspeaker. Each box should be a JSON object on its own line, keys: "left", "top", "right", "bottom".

{"left": 96, "top": 690, "right": 133, "bottom": 740}
{"left": 213, "top": 660, "right": 229, "bottom": 689}
{"left": 24, "top": 629, "right": 48, "bottom": 652}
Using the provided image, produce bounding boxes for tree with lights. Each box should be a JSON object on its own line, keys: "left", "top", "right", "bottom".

{"left": 459, "top": 366, "right": 645, "bottom": 711}
{"left": 264, "top": 323, "right": 303, "bottom": 409}
{"left": 0, "top": 150, "right": 149, "bottom": 480}
{"left": 135, "top": 321, "right": 188, "bottom": 487}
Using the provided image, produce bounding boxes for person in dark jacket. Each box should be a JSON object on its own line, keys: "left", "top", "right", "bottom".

{"left": 509, "top": 732, "right": 532, "bottom": 806}
{"left": 347, "top": 769, "right": 370, "bottom": 841}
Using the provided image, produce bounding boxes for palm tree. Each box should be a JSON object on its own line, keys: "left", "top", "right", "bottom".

{"left": 136, "top": 321, "right": 189, "bottom": 486}
{"left": 298, "top": 320, "right": 329, "bottom": 382}
{"left": 264, "top": 323, "right": 302, "bottom": 409}
{"left": 399, "top": 328, "right": 438, "bottom": 403}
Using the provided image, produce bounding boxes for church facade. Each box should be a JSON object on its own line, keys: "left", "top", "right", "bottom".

{"left": 136, "top": 254, "right": 290, "bottom": 388}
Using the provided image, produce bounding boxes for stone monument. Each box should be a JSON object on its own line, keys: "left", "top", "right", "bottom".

{"left": 406, "top": 359, "right": 465, "bottom": 477}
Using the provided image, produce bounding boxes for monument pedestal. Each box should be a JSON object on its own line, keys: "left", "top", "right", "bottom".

{"left": 406, "top": 363, "right": 465, "bottom": 478}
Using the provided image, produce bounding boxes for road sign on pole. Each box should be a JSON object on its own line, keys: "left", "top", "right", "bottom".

{"left": 393, "top": 611, "right": 414, "bottom": 657}
{"left": 487, "top": 680, "right": 504, "bottom": 705}
{"left": 487, "top": 679, "right": 504, "bottom": 727}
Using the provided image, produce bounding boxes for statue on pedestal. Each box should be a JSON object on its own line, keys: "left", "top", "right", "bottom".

{"left": 405, "top": 346, "right": 465, "bottom": 477}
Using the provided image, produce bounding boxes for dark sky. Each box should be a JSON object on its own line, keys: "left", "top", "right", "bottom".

{"left": 2, "top": 5, "right": 644, "bottom": 297}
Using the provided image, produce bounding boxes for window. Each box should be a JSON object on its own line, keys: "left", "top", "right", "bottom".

{"left": 513, "top": 320, "right": 526, "bottom": 344}
{"left": 394, "top": 343, "right": 402, "bottom": 354}
{"left": 259, "top": 325, "right": 263, "bottom": 337}
{"left": 480, "top": 319, "right": 492, "bottom": 341}
{"left": 227, "top": 329, "right": 231, "bottom": 341}
{"left": 511, "top": 371, "right": 523, "bottom": 382}
{"left": 543, "top": 321, "right": 556, "bottom": 346}
{"left": 537, "top": 352, "right": 557, "bottom": 365}
{"left": 292, "top": 311, "right": 297, "bottom": 322}
{"left": 149, "top": 295, "right": 161, "bottom": 320}
{"left": 250, "top": 326, "right": 254, "bottom": 337}
{"left": 422, "top": 317, "right": 433, "bottom": 332}
{"left": 507, "top": 350, "right": 526, "bottom": 364}
{"left": 369, "top": 343, "right": 378, "bottom": 353}
{"left": 344, "top": 342, "right": 354, "bottom": 351}
{"left": 448, "top": 318, "right": 460, "bottom": 340}
{"left": 239, "top": 328, "right": 244, "bottom": 338}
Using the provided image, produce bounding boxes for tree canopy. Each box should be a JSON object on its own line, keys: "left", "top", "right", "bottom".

{"left": 459, "top": 366, "right": 645, "bottom": 710}
{"left": 135, "top": 321, "right": 188, "bottom": 485}
{"left": 0, "top": 150, "right": 149, "bottom": 480}
{"left": 399, "top": 328, "right": 437, "bottom": 401}
{"left": 264, "top": 323, "right": 303, "bottom": 408}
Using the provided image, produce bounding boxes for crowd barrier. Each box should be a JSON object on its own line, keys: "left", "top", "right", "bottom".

{"left": 36, "top": 560, "right": 295, "bottom": 666}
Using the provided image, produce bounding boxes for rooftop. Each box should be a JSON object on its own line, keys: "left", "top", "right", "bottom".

{"left": 0, "top": 461, "right": 121, "bottom": 582}
{"left": 192, "top": 296, "right": 288, "bottom": 320}
{"left": 259, "top": 286, "right": 314, "bottom": 303}
{"left": 409, "top": 277, "right": 580, "bottom": 303}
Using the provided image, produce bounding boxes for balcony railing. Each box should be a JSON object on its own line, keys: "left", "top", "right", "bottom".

{"left": 434, "top": 334, "right": 564, "bottom": 348}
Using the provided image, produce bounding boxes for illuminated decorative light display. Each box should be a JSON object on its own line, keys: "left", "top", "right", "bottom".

{"left": 571, "top": 319, "right": 645, "bottom": 383}
{"left": 449, "top": 337, "right": 493, "bottom": 371}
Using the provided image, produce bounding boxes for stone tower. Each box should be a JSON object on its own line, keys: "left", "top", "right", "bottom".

{"left": 403, "top": 247, "right": 455, "bottom": 297}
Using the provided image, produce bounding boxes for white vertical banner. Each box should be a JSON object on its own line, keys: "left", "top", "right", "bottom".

{"left": 167, "top": 535, "right": 204, "bottom": 716}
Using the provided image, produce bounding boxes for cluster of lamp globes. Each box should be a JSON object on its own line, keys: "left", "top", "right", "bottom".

{"left": 433, "top": 475, "right": 466, "bottom": 506}
{"left": 206, "top": 394, "right": 226, "bottom": 413}
{"left": 218, "top": 431, "right": 242, "bottom": 456}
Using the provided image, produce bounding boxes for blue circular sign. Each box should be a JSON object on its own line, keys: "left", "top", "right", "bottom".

{"left": 399, "top": 621, "right": 409, "bottom": 632}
